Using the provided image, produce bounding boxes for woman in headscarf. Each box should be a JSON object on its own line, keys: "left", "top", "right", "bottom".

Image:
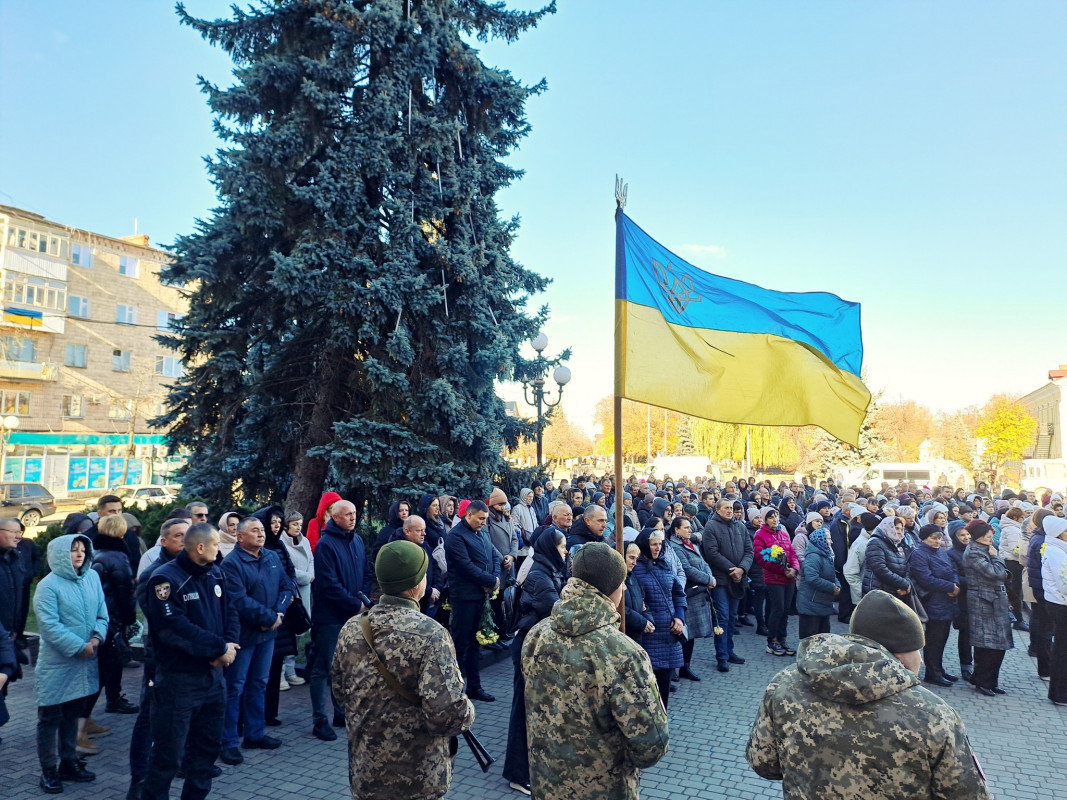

{"left": 796, "top": 525, "right": 839, "bottom": 639}
{"left": 632, "top": 529, "right": 686, "bottom": 707}
{"left": 909, "top": 523, "right": 960, "bottom": 686}
{"left": 622, "top": 492, "right": 640, "bottom": 531}
{"left": 511, "top": 489, "right": 538, "bottom": 549}
{"left": 923, "top": 503, "right": 950, "bottom": 549}
{"left": 280, "top": 510, "right": 312, "bottom": 688}
{"left": 964, "top": 520, "right": 1013, "bottom": 696}
{"left": 667, "top": 516, "right": 715, "bottom": 679}
{"left": 862, "top": 516, "right": 913, "bottom": 598}
{"left": 370, "top": 500, "right": 410, "bottom": 564}
{"left": 502, "top": 526, "right": 567, "bottom": 795}
{"left": 777, "top": 496, "right": 804, "bottom": 537}
{"left": 216, "top": 511, "right": 240, "bottom": 557}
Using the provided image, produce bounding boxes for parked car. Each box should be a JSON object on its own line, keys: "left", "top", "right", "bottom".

{"left": 0, "top": 482, "right": 57, "bottom": 528}
{"left": 85, "top": 484, "right": 176, "bottom": 511}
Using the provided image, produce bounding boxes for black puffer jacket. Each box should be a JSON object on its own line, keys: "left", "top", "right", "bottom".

{"left": 516, "top": 539, "right": 566, "bottom": 634}
{"left": 862, "top": 530, "right": 913, "bottom": 595}
{"left": 92, "top": 534, "right": 136, "bottom": 630}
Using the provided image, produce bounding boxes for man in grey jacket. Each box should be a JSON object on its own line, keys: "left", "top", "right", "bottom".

{"left": 486, "top": 488, "right": 518, "bottom": 648}
{"left": 702, "top": 500, "right": 754, "bottom": 672}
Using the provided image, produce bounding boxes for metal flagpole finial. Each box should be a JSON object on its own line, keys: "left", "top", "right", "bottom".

{"left": 615, "top": 175, "right": 628, "bottom": 212}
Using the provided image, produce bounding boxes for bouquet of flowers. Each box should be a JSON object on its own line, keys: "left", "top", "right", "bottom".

{"left": 761, "top": 544, "right": 787, "bottom": 567}
{"left": 474, "top": 595, "right": 500, "bottom": 646}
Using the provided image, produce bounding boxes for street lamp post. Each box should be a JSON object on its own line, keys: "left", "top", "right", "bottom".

{"left": 522, "top": 333, "right": 571, "bottom": 470}
{"left": 1, "top": 415, "right": 20, "bottom": 481}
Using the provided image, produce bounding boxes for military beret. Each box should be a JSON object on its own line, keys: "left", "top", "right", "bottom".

{"left": 850, "top": 590, "right": 924, "bottom": 653}
{"left": 375, "top": 540, "right": 428, "bottom": 596}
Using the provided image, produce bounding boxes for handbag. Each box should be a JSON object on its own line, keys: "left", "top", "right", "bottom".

{"left": 906, "top": 589, "right": 929, "bottom": 624}
{"left": 282, "top": 597, "right": 313, "bottom": 636}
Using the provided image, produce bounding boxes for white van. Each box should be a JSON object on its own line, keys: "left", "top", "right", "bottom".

{"left": 1020, "top": 459, "right": 1067, "bottom": 494}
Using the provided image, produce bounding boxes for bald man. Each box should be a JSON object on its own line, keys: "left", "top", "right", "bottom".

{"left": 309, "top": 499, "right": 373, "bottom": 742}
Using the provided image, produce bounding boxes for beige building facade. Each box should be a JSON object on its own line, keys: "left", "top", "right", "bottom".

{"left": 0, "top": 205, "right": 187, "bottom": 495}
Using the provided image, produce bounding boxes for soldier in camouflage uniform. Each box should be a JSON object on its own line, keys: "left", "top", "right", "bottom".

{"left": 746, "top": 590, "right": 991, "bottom": 800}
{"left": 332, "top": 540, "right": 474, "bottom": 800}
{"left": 523, "top": 542, "right": 669, "bottom": 800}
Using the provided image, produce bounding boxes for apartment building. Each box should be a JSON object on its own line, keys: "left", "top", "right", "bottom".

{"left": 0, "top": 205, "right": 187, "bottom": 495}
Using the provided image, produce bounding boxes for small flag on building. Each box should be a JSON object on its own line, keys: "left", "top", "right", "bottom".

{"left": 614, "top": 212, "right": 871, "bottom": 445}
{"left": 3, "top": 307, "right": 43, "bottom": 327}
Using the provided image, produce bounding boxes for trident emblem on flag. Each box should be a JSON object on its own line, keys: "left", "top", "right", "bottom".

{"left": 652, "top": 259, "right": 702, "bottom": 314}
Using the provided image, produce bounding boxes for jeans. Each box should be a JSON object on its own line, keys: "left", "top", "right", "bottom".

{"left": 711, "top": 587, "right": 741, "bottom": 662}
{"left": 1031, "top": 588, "right": 1052, "bottom": 677}
{"left": 798, "top": 614, "right": 830, "bottom": 639}
{"left": 765, "top": 583, "right": 796, "bottom": 643}
{"left": 450, "top": 599, "right": 486, "bottom": 692}
{"left": 141, "top": 669, "right": 225, "bottom": 800}
{"left": 223, "top": 637, "right": 274, "bottom": 748}
{"left": 923, "top": 619, "right": 952, "bottom": 679}
{"left": 502, "top": 628, "right": 531, "bottom": 786}
{"left": 37, "top": 696, "right": 86, "bottom": 770}
{"left": 309, "top": 622, "right": 344, "bottom": 722}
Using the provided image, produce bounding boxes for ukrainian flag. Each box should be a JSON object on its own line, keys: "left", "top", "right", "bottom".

{"left": 3, "top": 307, "right": 43, "bottom": 328}
{"left": 614, "top": 212, "right": 871, "bottom": 446}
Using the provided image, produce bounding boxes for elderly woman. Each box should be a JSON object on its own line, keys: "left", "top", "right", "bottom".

{"left": 862, "top": 515, "right": 912, "bottom": 598}
{"left": 964, "top": 520, "right": 1013, "bottom": 696}
{"left": 946, "top": 524, "right": 974, "bottom": 682}
{"left": 997, "top": 506, "right": 1028, "bottom": 631}
{"left": 280, "top": 510, "right": 312, "bottom": 688}
{"left": 632, "top": 529, "right": 686, "bottom": 707}
{"left": 667, "top": 517, "right": 715, "bottom": 679}
{"left": 511, "top": 489, "right": 538, "bottom": 548}
{"left": 35, "top": 534, "right": 109, "bottom": 791}
{"left": 910, "top": 524, "right": 960, "bottom": 686}
{"left": 796, "top": 526, "right": 839, "bottom": 639}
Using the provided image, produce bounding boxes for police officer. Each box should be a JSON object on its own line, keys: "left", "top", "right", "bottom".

{"left": 139, "top": 523, "right": 239, "bottom": 800}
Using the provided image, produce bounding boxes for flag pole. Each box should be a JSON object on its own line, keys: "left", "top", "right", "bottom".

{"left": 614, "top": 177, "right": 628, "bottom": 631}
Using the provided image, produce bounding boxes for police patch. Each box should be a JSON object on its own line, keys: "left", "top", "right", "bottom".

{"left": 155, "top": 582, "right": 171, "bottom": 601}
{"left": 214, "top": 584, "right": 222, "bottom": 597}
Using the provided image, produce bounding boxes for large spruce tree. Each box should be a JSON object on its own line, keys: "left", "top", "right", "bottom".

{"left": 158, "top": 0, "right": 555, "bottom": 519}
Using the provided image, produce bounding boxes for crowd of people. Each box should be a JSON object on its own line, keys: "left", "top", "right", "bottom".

{"left": 0, "top": 471, "right": 1064, "bottom": 799}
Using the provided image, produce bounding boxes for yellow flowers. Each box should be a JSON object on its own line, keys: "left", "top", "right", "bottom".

{"left": 713, "top": 626, "right": 725, "bottom": 636}
{"left": 475, "top": 630, "right": 500, "bottom": 645}
{"left": 769, "top": 544, "right": 785, "bottom": 560}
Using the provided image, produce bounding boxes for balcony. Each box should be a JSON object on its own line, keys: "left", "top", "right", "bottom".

{"left": 0, "top": 360, "right": 58, "bottom": 382}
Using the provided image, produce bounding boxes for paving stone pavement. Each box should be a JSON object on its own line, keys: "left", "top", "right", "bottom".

{"left": 1, "top": 620, "right": 1064, "bottom": 799}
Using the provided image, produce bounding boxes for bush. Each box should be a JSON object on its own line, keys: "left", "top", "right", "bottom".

{"left": 29, "top": 522, "right": 64, "bottom": 577}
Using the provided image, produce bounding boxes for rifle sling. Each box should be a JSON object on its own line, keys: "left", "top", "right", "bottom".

{"left": 359, "top": 612, "right": 422, "bottom": 707}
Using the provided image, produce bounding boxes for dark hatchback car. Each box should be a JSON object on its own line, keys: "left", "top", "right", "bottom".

{"left": 0, "top": 482, "right": 56, "bottom": 527}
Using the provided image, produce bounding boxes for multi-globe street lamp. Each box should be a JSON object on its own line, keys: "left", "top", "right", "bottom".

{"left": 522, "top": 333, "right": 571, "bottom": 469}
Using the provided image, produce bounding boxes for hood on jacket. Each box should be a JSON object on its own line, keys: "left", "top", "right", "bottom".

{"left": 47, "top": 533, "right": 94, "bottom": 580}
{"left": 63, "top": 513, "right": 95, "bottom": 537}
{"left": 532, "top": 526, "right": 567, "bottom": 574}
{"left": 650, "top": 497, "right": 670, "bottom": 519}
{"left": 217, "top": 512, "right": 241, "bottom": 545}
{"left": 386, "top": 501, "right": 407, "bottom": 528}
{"left": 548, "top": 577, "right": 621, "bottom": 638}
{"left": 797, "top": 632, "right": 919, "bottom": 706}
{"left": 252, "top": 505, "right": 285, "bottom": 547}
{"left": 417, "top": 493, "right": 438, "bottom": 519}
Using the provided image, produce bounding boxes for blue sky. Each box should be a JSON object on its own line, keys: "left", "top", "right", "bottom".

{"left": 2, "top": 1, "right": 1065, "bottom": 434}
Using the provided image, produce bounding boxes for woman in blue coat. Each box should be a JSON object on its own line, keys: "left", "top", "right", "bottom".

{"left": 796, "top": 528, "right": 840, "bottom": 639}
{"left": 34, "top": 534, "right": 109, "bottom": 791}
{"left": 909, "top": 524, "right": 961, "bottom": 686}
{"left": 632, "top": 529, "right": 686, "bottom": 707}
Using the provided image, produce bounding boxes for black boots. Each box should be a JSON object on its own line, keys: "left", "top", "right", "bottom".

{"left": 58, "top": 758, "right": 96, "bottom": 782}
{"left": 679, "top": 665, "right": 701, "bottom": 681}
{"left": 40, "top": 767, "right": 62, "bottom": 794}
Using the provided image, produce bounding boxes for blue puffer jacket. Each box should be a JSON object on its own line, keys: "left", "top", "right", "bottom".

{"left": 909, "top": 543, "right": 959, "bottom": 622}
{"left": 33, "top": 534, "right": 109, "bottom": 707}
{"left": 632, "top": 551, "right": 686, "bottom": 670}
{"left": 222, "top": 546, "right": 293, "bottom": 647}
{"left": 796, "top": 545, "right": 839, "bottom": 617}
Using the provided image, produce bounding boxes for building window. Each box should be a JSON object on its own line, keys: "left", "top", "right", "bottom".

{"left": 108, "top": 398, "right": 132, "bottom": 420}
{"left": 3, "top": 274, "right": 67, "bottom": 311}
{"left": 1, "top": 336, "right": 37, "bottom": 362}
{"left": 0, "top": 391, "right": 30, "bottom": 416}
{"left": 64, "top": 343, "right": 88, "bottom": 368}
{"left": 116, "top": 304, "right": 137, "bottom": 325}
{"left": 112, "top": 349, "right": 131, "bottom": 372}
{"left": 61, "top": 395, "right": 84, "bottom": 418}
{"left": 71, "top": 244, "right": 93, "bottom": 268}
{"left": 155, "top": 355, "right": 183, "bottom": 378}
{"left": 156, "top": 311, "right": 183, "bottom": 331}
{"left": 119, "top": 255, "right": 139, "bottom": 278}
{"left": 68, "top": 295, "right": 90, "bottom": 318}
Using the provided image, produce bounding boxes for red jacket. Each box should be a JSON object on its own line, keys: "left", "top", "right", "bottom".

{"left": 753, "top": 524, "right": 799, "bottom": 586}
{"left": 306, "top": 491, "right": 342, "bottom": 552}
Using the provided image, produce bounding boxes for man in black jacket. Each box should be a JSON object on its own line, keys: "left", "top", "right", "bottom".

{"left": 140, "top": 523, "right": 239, "bottom": 800}
{"left": 444, "top": 501, "right": 500, "bottom": 702}
{"left": 702, "top": 500, "right": 754, "bottom": 672}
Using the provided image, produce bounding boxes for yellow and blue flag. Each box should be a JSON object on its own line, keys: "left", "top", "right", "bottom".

{"left": 614, "top": 212, "right": 871, "bottom": 445}
{"left": 3, "top": 306, "right": 43, "bottom": 328}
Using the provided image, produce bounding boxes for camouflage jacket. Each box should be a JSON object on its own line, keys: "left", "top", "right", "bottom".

{"left": 522, "top": 577, "right": 669, "bottom": 800}
{"left": 746, "top": 633, "right": 992, "bottom": 800}
{"left": 332, "top": 594, "right": 475, "bottom": 800}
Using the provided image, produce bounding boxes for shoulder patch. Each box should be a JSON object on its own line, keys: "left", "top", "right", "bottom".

{"left": 155, "top": 581, "right": 171, "bottom": 600}
{"left": 214, "top": 584, "right": 222, "bottom": 597}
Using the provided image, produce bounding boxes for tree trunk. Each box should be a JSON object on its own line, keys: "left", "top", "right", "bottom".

{"left": 285, "top": 350, "right": 352, "bottom": 522}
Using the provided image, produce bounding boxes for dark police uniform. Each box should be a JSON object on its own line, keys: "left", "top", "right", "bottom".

{"left": 140, "top": 550, "right": 238, "bottom": 800}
